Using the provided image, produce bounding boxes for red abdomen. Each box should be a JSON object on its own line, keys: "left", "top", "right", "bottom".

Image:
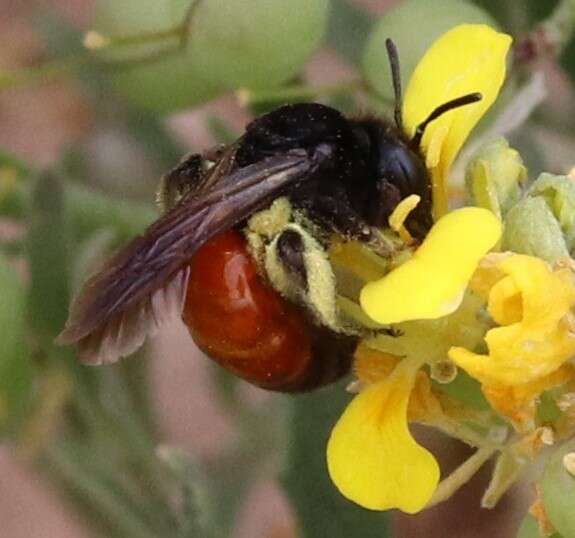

{"left": 183, "top": 229, "right": 318, "bottom": 391}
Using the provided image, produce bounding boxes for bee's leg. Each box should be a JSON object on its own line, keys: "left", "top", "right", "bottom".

{"left": 156, "top": 145, "right": 227, "bottom": 212}
{"left": 156, "top": 153, "right": 203, "bottom": 212}
{"left": 276, "top": 228, "right": 308, "bottom": 289}
{"left": 293, "top": 191, "right": 373, "bottom": 242}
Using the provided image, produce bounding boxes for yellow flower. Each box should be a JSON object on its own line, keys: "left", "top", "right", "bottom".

{"left": 403, "top": 24, "right": 511, "bottom": 219}
{"left": 449, "top": 254, "right": 575, "bottom": 386}
{"left": 328, "top": 24, "right": 511, "bottom": 513}
{"left": 328, "top": 353, "right": 439, "bottom": 513}
{"left": 361, "top": 206, "right": 501, "bottom": 324}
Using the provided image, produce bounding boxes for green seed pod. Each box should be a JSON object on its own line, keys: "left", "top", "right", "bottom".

{"left": 93, "top": 0, "right": 330, "bottom": 112}
{"left": 361, "top": 0, "right": 497, "bottom": 105}
{"left": 465, "top": 138, "right": 526, "bottom": 219}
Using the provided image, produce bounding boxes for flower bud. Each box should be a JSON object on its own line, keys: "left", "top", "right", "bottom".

{"left": 502, "top": 197, "right": 569, "bottom": 263}
{"left": 528, "top": 173, "right": 575, "bottom": 252}
{"left": 501, "top": 172, "right": 575, "bottom": 262}
{"left": 465, "top": 138, "right": 526, "bottom": 218}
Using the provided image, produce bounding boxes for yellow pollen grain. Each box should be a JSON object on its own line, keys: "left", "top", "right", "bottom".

{"left": 540, "top": 427, "right": 554, "bottom": 446}
{"left": 563, "top": 452, "right": 575, "bottom": 476}
{"left": 83, "top": 30, "right": 109, "bottom": 50}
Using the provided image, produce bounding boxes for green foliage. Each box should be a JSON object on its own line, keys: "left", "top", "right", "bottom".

{"left": 3, "top": 1, "right": 575, "bottom": 536}
{"left": 540, "top": 438, "right": 575, "bottom": 538}
{"left": 0, "top": 253, "right": 32, "bottom": 434}
{"left": 326, "top": 0, "right": 373, "bottom": 64}
{"left": 26, "top": 173, "right": 72, "bottom": 340}
{"left": 282, "top": 382, "right": 391, "bottom": 538}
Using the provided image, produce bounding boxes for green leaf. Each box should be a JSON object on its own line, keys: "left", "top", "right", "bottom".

{"left": 157, "top": 447, "right": 217, "bottom": 538}
{"left": 0, "top": 252, "right": 33, "bottom": 434}
{"left": 0, "top": 175, "right": 155, "bottom": 243}
{"left": 0, "top": 149, "right": 30, "bottom": 177}
{"left": 326, "top": 0, "right": 373, "bottom": 64}
{"left": 26, "top": 172, "right": 72, "bottom": 340}
{"left": 282, "top": 381, "right": 391, "bottom": 538}
{"left": 540, "top": 438, "right": 575, "bottom": 538}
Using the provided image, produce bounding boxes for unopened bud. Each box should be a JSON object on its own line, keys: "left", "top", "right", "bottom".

{"left": 466, "top": 138, "right": 526, "bottom": 218}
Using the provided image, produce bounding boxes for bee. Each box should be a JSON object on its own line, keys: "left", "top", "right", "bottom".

{"left": 58, "top": 40, "right": 481, "bottom": 391}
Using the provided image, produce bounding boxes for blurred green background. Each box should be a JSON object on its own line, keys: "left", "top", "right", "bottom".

{"left": 1, "top": 1, "right": 575, "bottom": 536}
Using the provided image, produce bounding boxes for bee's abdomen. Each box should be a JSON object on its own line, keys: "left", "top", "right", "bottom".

{"left": 183, "top": 229, "right": 355, "bottom": 392}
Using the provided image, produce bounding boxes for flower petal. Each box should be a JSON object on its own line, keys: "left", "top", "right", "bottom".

{"left": 449, "top": 255, "right": 575, "bottom": 386}
{"left": 403, "top": 24, "right": 512, "bottom": 218}
{"left": 327, "top": 358, "right": 439, "bottom": 513}
{"left": 360, "top": 207, "right": 502, "bottom": 324}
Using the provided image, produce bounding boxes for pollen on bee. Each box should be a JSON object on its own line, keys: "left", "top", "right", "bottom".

{"left": 563, "top": 452, "right": 575, "bottom": 476}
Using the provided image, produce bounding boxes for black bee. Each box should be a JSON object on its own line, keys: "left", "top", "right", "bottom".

{"left": 58, "top": 40, "right": 481, "bottom": 391}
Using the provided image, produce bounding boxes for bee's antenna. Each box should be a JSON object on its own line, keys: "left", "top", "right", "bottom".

{"left": 411, "top": 92, "right": 483, "bottom": 148}
{"left": 385, "top": 38, "right": 403, "bottom": 131}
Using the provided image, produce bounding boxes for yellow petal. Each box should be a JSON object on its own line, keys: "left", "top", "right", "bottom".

{"left": 327, "top": 358, "right": 439, "bottom": 513}
{"left": 360, "top": 207, "right": 502, "bottom": 324}
{"left": 482, "top": 365, "right": 575, "bottom": 430}
{"left": 403, "top": 24, "right": 512, "bottom": 218}
{"left": 449, "top": 255, "right": 575, "bottom": 386}
{"left": 488, "top": 275, "right": 522, "bottom": 325}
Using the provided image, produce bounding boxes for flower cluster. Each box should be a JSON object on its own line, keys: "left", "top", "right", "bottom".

{"left": 325, "top": 23, "right": 575, "bottom": 529}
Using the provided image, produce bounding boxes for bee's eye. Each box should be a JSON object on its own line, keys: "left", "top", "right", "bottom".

{"left": 373, "top": 142, "right": 433, "bottom": 237}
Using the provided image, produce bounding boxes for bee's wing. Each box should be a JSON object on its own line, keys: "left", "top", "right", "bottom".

{"left": 57, "top": 148, "right": 330, "bottom": 365}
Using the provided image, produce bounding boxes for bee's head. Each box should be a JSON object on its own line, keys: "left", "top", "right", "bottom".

{"left": 362, "top": 39, "right": 483, "bottom": 238}
{"left": 370, "top": 127, "right": 433, "bottom": 237}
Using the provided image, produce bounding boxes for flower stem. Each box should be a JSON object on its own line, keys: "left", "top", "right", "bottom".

{"left": 427, "top": 446, "right": 497, "bottom": 508}
{"left": 0, "top": 0, "right": 203, "bottom": 92}
{"left": 541, "top": 0, "right": 575, "bottom": 56}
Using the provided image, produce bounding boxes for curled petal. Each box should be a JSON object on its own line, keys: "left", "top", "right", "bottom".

{"left": 403, "top": 24, "right": 512, "bottom": 218}
{"left": 327, "top": 358, "right": 439, "bottom": 513}
{"left": 361, "top": 207, "right": 501, "bottom": 324}
{"left": 449, "top": 255, "right": 575, "bottom": 386}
